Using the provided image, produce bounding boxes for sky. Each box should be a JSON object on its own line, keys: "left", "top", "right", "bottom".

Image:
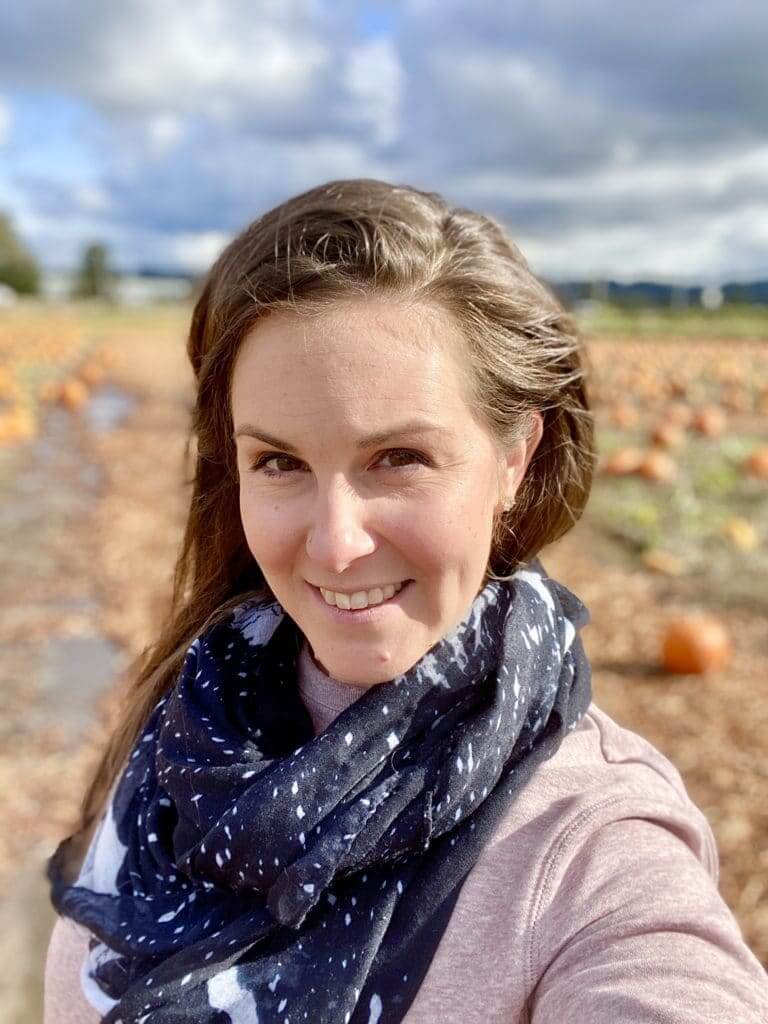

{"left": 0, "top": 0, "right": 766, "bottom": 284}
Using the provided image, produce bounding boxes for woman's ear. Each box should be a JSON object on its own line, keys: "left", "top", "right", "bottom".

{"left": 500, "top": 410, "right": 544, "bottom": 508}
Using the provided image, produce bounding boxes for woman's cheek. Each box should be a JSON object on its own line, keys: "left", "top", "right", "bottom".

{"left": 430, "top": 483, "right": 494, "bottom": 562}
{"left": 239, "top": 489, "right": 287, "bottom": 561}
{"left": 400, "top": 497, "right": 460, "bottom": 565}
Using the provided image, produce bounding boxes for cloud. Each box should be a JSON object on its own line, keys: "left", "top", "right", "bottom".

{"left": 393, "top": 0, "right": 768, "bottom": 178}
{"left": 0, "top": 95, "right": 10, "bottom": 145}
{"left": 341, "top": 36, "right": 404, "bottom": 146}
{"left": 145, "top": 114, "right": 186, "bottom": 158}
{"left": 0, "top": 1, "right": 398, "bottom": 144}
{"left": 517, "top": 202, "right": 768, "bottom": 284}
{"left": 168, "top": 230, "right": 231, "bottom": 272}
{"left": 0, "top": 0, "right": 766, "bottom": 280}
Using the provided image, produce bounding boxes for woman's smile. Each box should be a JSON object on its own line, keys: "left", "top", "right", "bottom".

{"left": 315, "top": 579, "right": 408, "bottom": 607}
{"left": 306, "top": 578, "right": 415, "bottom": 624}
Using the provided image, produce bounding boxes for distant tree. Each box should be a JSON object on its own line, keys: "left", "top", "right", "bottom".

{"left": 72, "top": 242, "right": 117, "bottom": 300}
{"left": 0, "top": 212, "right": 41, "bottom": 294}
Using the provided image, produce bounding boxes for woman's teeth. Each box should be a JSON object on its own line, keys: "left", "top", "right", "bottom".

{"left": 319, "top": 581, "right": 406, "bottom": 610}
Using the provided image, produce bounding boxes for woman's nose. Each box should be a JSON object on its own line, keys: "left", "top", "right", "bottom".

{"left": 305, "top": 480, "right": 376, "bottom": 574}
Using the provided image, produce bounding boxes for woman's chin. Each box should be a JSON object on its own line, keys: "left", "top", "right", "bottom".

{"left": 310, "top": 651, "right": 400, "bottom": 687}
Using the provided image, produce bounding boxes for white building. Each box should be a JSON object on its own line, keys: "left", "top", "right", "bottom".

{"left": 39, "top": 269, "right": 194, "bottom": 304}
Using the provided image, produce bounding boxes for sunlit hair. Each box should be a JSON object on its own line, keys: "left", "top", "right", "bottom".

{"left": 61, "top": 178, "right": 596, "bottom": 876}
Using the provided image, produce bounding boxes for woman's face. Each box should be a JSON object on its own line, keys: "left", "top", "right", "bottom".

{"left": 231, "top": 297, "right": 542, "bottom": 687}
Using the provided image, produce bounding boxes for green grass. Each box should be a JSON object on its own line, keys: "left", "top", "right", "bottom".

{"left": 576, "top": 301, "right": 768, "bottom": 338}
{"left": 5, "top": 297, "right": 193, "bottom": 332}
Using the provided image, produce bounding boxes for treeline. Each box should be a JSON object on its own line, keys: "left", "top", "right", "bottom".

{"left": 551, "top": 278, "right": 768, "bottom": 308}
{"left": 0, "top": 211, "right": 115, "bottom": 299}
{"left": 0, "top": 213, "right": 40, "bottom": 294}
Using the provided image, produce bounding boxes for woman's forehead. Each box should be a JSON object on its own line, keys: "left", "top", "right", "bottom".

{"left": 233, "top": 298, "right": 469, "bottom": 401}
{"left": 229, "top": 311, "right": 484, "bottom": 455}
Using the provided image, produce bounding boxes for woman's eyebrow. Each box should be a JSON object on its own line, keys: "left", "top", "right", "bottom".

{"left": 233, "top": 419, "right": 449, "bottom": 454}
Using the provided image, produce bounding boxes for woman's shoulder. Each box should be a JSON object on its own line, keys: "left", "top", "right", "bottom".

{"left": 413, "top": 702, "right": 767, "bottom": 1021}
{"left": 487, "top": 700, "right": 718, "bottom": 880}
{"left": 467, "top": 703, "right": 767, "bottom": 1018}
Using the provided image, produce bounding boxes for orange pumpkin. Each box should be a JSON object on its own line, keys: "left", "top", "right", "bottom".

{"left": 0, "top": 407, "right": 36, "bottom": 444}
{"left": 601, "top": 447, "right": 644, "bottom": 476}
{"left": 666, "top": 401, "right": 692, "bottom": 427}
{"left": 649, "top": 421, "right": 685, "bottom": 450}
{"left": 667, "top": 376, "right": 688, "bottom": 399}
{"left": 639, "top": 450, "right": 678, "bottom": 483}
{"left": 608, "top": 401, "right": 639, "bottom": 429}
{"left": 692, "top": 405, "right": 727, "bottom": 438}
{"left": 744, "top": 447, "right": 768, "bottom": 480}
{"left": 58, "top": 378, "right": 89, "bottom": 411}
{"left": 78, "top": 361, "right": 106, "bottom": 386}
{"left": 721, "top": 517, "right": 758, "bottom": 550}
{"left": 642, "top": 549, "right": 687, "bottom": 576}
{"left": 660, "top": 614, "right": 731, "bottom": 674}
{"left": 720, "top": 384, "right": 750, "bottom": 414}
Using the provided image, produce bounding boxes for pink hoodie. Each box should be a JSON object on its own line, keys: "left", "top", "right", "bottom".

{"left": 45, "top": 640, "right": 768, "bottom": 1022}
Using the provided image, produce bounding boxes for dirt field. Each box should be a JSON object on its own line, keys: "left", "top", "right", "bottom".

{"left": 0, "top": 303, "right": 766, "bottom": 1018}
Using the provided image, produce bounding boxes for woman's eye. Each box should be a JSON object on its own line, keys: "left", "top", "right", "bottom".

{"left": 378, "top": 448, "right": 429, "bottom": 470}
{"left": 249, "top": 453, "right": 303, "bottom": 477}
{"left": 248, "top": 448, "right": 429, "bottom": 478}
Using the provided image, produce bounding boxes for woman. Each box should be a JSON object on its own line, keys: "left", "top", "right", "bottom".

{"left": 44, "top": 179, "right": 768, "bottom": 1023}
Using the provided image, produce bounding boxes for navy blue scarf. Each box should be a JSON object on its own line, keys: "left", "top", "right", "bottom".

{"left": 48, "top": 557, "right": 591, "bottom": 1023}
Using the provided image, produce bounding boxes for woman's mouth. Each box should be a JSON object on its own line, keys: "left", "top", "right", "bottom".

{"left": 306, "top": 579, "right": 414, "bottom": 623}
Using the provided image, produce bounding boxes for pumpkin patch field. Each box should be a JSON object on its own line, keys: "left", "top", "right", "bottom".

{"left": 553, "top": 332, "right": 768, "bottom": 967}
{"left": 0, "top": 303, "right": 766, "bottom": 985}
{"left": 589, "top": 335, "right": 768, "bottom": 608}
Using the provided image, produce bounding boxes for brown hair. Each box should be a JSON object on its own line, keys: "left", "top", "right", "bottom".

{"left": 61, "top": 178, "right": 596, "bottom": 877}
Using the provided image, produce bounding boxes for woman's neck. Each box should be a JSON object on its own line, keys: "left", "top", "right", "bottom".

{"left": 297, "top": 639, "right": 369, "bottom": 734}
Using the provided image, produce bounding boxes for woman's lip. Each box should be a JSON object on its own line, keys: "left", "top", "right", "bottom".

{"left": 305, "top": 579, "right": 413, "bottom": 622}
